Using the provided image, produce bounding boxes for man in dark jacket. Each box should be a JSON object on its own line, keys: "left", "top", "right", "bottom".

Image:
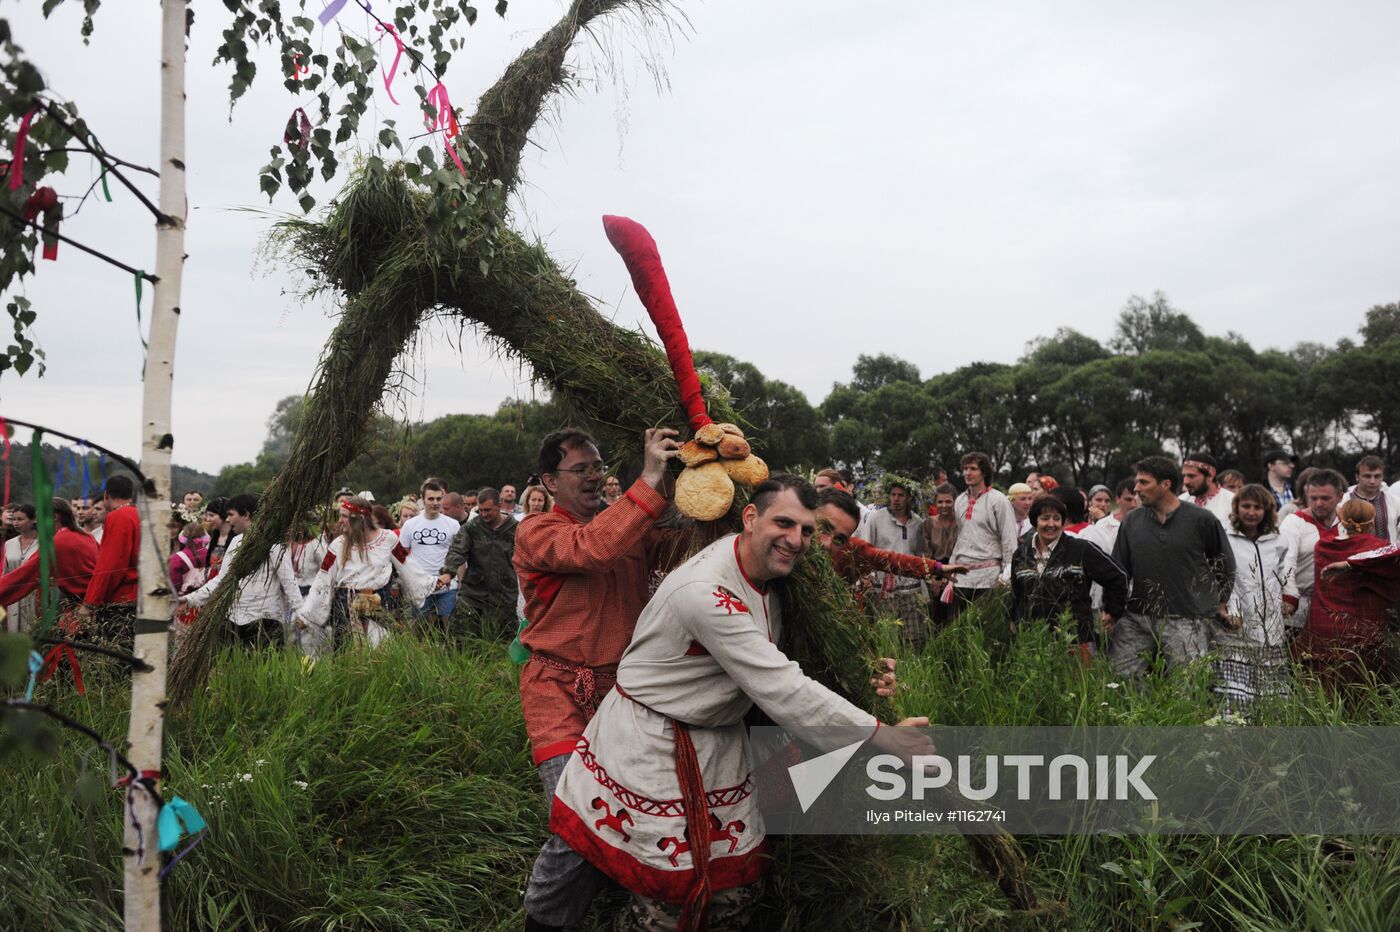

{"left": 1011, "top": 495, "right": 1128, "bottom": 661}
{"left": 439, "top": 487, "right": 518, "bottom": 639}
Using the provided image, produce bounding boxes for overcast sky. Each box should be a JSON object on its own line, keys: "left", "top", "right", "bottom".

{"left": 5, "top": 2, "right": 1399, "bottom": 474}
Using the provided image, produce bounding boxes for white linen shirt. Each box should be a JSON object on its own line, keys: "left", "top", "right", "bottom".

{"left": 184, "top": 533, "right": 303, "bottom": 626}
{"left": 951, "top": 487, "right": 1018, "bottom": 589}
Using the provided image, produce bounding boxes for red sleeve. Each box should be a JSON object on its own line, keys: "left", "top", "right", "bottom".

{"left": 84, "top": 508, "right": 138, "bottom": 605}
{"left": 0, "top": 549, "right": 40, "bottom": 605}
{"left": 514, "top": 479, "right": 667, "bottom": 576}
{"left": 845, "top": 537, "right": 940, "bottom": 579}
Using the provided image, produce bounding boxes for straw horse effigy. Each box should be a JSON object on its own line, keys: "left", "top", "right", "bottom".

{"left": 168, "top": 0, "right": 1043, "bottom": 919}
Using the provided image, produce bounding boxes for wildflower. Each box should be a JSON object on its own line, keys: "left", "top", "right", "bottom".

{"left": 1104, "top": 682, "right": 1121, "bottom": 690}
{"left": 293, "top": 780, "right": 309, "bottom": 790}
{"left": 240, "top": 773, "right": 254, "bottom": 782}
{"left": 255, "top": 759, "right": 267, "bottom": 767}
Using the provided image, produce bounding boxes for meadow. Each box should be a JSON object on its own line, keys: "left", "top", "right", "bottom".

{"left": 3, "top": 606, "right": 1398, "bottom": 931}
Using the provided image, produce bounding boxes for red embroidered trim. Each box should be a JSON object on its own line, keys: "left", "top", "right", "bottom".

{"left": 575, "top": 736, "right": 752, "bottom": 817}
{"left": 732, "top": 537, "right": 767, "bottom": 595}
{"left": 319, "top": 551, "right": 336, "bottom": 572}
{"left": 550, "top": 800, "right": 769, "bottom": 904}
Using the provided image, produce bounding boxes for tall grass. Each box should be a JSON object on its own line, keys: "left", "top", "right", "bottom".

{"left": 3, "top": 608, "right": 1398, "bottom": 930}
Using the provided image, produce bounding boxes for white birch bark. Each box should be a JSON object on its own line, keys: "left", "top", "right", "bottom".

{"left": 123, "top": 0, "right": 185, "bottom": 925}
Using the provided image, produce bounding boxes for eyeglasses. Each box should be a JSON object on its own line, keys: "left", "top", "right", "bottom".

{"left": 552, "top": 462, "right": 607, "bottom": 479}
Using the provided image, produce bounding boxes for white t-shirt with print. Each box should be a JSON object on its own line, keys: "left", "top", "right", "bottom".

{"left": 399, "top": 513, "right": 461, "bottom": 587}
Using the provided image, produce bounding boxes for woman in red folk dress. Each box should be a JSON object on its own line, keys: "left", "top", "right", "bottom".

{"left": 1295, "top": 499, "right": 1400, "bottom": 692}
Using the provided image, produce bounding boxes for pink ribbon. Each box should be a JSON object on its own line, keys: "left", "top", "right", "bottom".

{"left": 8, "top": 107, "right": 37, "bottom": 192}
{"left": 375, "top": 23, "right": 404, "bottom": 105}
{"left": 424, "top": 82, "right": 467, "bottom": 177}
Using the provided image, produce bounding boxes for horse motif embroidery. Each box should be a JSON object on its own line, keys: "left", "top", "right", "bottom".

{"left": 592, "top": 797, "right": 634, "bottom": 842}
{"left": 657, "top": 813, "right": 748, "bottom": 866}
{"left": 713, "top": 586, "right": 749, "bottom": 615}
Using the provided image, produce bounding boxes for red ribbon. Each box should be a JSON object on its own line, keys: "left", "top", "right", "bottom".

{"left": 22, "top": 186, "right": 60, "bottom": 260}
{"left": 424, "top": 83, "right": 467, "bottom": 177}
{"left": 375, "top": 24, "right": 404, "bottom": 105}
{"left": 284, "top": 108, "right": 312, "bottom": 151}
{"left": 602, "top": 215, "right": 713, "bottom": 431}
{"left": 38, "top": 642, "right": 85, "bottom": 695}
{"left": 0, "top": 416, "right": 8, "bottom": 584}
{"left": 8, "top": 107, "right": 37, "bottom": 192}
{"left": 292, "top": 53, "right": 310, "bottom": 81}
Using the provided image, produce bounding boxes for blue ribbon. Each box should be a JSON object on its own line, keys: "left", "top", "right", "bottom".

{"left": 157, "top": 795, "right": 207, "bottom": 852}
{"left": 318, "top": 0, "right": 350, "bottom": 25}
{"left": 23, "top": 649, "right": 43, "bottom": 701}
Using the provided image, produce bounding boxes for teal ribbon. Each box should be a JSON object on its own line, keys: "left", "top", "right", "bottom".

{"left": 23, "top": 649, "right": 43, "bottom": 701}
{"left": 507, "top": 615, "right": 530, "bottom": 664}
{"left": 158, "top": 796, "right": 207, "bottom": 852}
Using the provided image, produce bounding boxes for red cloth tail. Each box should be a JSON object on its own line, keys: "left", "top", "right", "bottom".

{"left": 601, "top": 215, "right": 713, "bottom": 432}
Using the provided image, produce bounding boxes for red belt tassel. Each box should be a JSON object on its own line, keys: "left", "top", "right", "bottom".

{"left": 674, "top": 721, "right": 712, "bottom": 931}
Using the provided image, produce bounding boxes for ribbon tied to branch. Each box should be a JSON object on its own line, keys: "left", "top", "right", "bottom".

{"left": 284, "top": 108, "right": 312, "bottom": 152}
{"left": 424, "top": 82, "right": 468, "bottom": 177}
{"left": 375, "top": 23, "right": 405, "bottom": 104}
{"left": 7, "top": 107, "right": 37, "bottom": 192}
{"left": 22, "top": 186, "right": 61, "bottom": 260}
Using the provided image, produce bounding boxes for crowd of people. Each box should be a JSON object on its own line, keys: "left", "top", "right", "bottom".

{"left": 3, "top": 433, "right": 1399, "bottom": 930}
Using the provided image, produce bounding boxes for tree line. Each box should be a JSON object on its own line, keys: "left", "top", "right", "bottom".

{"left": 205, "top": 293, "right": 1400, "bottom": 498}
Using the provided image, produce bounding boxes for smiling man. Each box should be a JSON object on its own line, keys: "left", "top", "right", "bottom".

{"left": 538, "top": 475, "right": 931, "bottom": 931}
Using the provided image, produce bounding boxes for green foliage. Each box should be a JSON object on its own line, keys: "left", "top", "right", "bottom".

{"left": 3, "top": 0, "right": 517, "bottom": 379}
{"left": 820, "top": 293, "right": 1398, "bottom": 487}
{"left": 693, "top": 350, "right": 827, "bottom": 471}
{"left": 6, "top": 614, "right": 1400, "bottom": 929}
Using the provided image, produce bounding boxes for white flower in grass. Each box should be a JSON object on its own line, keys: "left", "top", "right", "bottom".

{"left": 240, "top": 773, "right": 253, "bottom": 782}
{"left": 293, "top": 780, "right": 309, "bottom": 790}
{"left": 1100, "top": 702, "right": 1109, "bottom": 707}
{"left": 255, "top": 759, "right": 268, "bottom": 767}
{"left": 1104, "top": 682, "right": 1121, "bottom": 690}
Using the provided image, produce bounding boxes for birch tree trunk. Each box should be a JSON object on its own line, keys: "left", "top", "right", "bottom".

{"left": 124, "top": 0, "right": 186, "bottom": 925}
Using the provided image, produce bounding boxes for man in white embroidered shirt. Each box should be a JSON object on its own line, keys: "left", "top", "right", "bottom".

{"left": 949, "top": 451, "right": 1018, "bottom": 617}
{"left": 530, "top": 475, "right": 930, "bottom": 932}
{"left": 181, "top": 492, "right": 302, "bottom": 648}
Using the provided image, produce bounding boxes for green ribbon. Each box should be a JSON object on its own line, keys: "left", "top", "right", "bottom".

{"left": 134, "top": 272, "right": 150, "bottom": 369}
{"left": 30, "top": 432, "right": 58, "bottom": 634}
{"left": 91, "top": 137, "right": 113, "bottom": 203}
{"left": 507, "top": 615, "right": 531, "bottom": 664}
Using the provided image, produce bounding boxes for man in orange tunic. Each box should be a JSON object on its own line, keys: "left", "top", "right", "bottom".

{"left": 515, "top": 426, "right": 680, "bottom": 931}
